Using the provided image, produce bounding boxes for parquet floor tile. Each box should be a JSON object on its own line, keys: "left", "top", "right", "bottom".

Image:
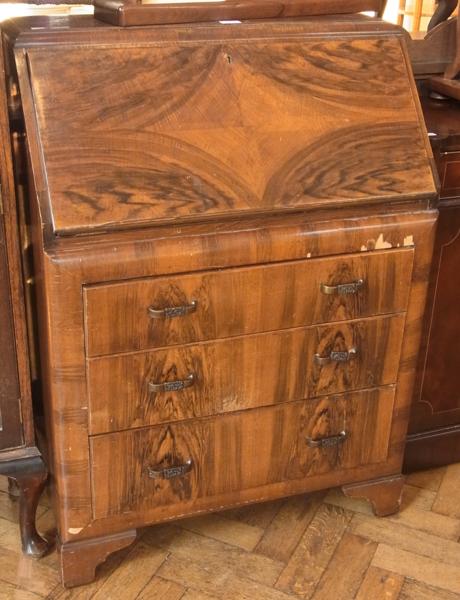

{"left": 0, "top": 464, "right": 459, "bottom": 599}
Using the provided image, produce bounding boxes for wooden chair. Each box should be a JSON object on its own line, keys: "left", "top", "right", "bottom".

{"left": 398, "top": 0, "right": 437, "bottom": 32}
{"left": 430, "top": 0, "right": 460, "bottom": 97}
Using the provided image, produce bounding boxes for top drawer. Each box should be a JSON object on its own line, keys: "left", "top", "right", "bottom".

{"left": 84, "top": 249, "right": 413, "bottom": 357}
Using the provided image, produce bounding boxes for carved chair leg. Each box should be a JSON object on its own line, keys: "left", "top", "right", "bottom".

{"left": 7, "top": 456, "right": 49, "bottom": 557}
{"left": 342, "top": 474, "right": 405, "bottom": 517}
{"left": 59, "top": 530, "right": 137, "bottom": 588}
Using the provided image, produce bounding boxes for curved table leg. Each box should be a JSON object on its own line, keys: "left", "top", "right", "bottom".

{"left": 3, "top": 455, "right": 50, "bottom": 557}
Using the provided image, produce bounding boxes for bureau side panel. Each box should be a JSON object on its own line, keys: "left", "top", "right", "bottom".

{"left": 0, "top": 36, "right": 33, "bottom": 449}
{"left": 0, "top": 220, "right": 23, "bottom": 450}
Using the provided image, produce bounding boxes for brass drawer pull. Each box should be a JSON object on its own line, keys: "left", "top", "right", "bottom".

{"left": 314, "top": 347, "right": 357, "bottom": 366}
{"left": 148, "top": 300, "right": 197, "bottom": 319}
{"left": 148, "top": 374, "right": 195, "bottom": 393}
{"left": 320, "top": 279, "right": 364, "bottom": 295}
{"left": 306, "top": 431, "right": 348, "bottom": 448}
{"left": 148, "top": 459, "right": 193, "bottom": 480}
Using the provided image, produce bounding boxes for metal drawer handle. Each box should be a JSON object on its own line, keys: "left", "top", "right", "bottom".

{"left": 314, "top": 347, "right": 357, "bottom": 366}
{"left": 320, "top": 279, "right": 364, "bottom": 295}
{"left": 148, "top": 459, "right": 193, "bottom": 480}
{"left": 148, "top": 374, "right": 195, "bottom": 393}
{"left": 306, "top": 431, "right": 348, "bottom": 448}
{"left": 148, "top": 300, "right": 197, "bottom": 319}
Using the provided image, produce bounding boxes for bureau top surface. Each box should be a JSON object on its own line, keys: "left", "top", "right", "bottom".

{"left": 9, "top": 15, "right": 437, "bottom": 236}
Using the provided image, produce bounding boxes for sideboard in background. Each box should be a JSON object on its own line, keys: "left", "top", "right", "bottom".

{"left": 0, "top": 39, "right": 48, "bottom": 557}
{"left": 405, "top": 90, "right": 460, "bottom": 471}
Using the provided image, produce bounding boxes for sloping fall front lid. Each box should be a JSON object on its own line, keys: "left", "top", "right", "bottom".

{"left": 15, "top": 16, "right": 437, "bottom": 236}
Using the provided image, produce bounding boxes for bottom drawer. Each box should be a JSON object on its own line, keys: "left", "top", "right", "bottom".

{"left": 90, "top": 387, "right": 395, "bottom": 519}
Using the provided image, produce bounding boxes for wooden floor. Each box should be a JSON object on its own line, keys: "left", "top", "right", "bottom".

{"left": 0, "top": 464, "right": 459, "bottom": 599}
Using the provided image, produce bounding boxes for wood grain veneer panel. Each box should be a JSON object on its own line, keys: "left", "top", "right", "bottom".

{"left": 84, "top": 249, "right": 413, "bottom": 356}
{"left": 88, "top": 314, "right": 405, "bottom": 434}
{"left": 23, "top": 34, "right": 436, "bottom": 234}
{"left": 90, "top": 387, "right": 395, "bottom": 519}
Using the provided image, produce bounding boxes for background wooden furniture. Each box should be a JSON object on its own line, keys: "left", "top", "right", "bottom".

{"left": 405, "top": 91, "right": 460, "bottom": 471}
{"left": 3, "top": 11, "right": 437, "bottom": 587}
{"left": 0, "top": 38, "right": 48, "bottom": 557}
{"left": 93, "top": 0, "right": 388, "bottom": 27}
{"left": 398, "top": 0, "right": 460, "bottom": 471}
{"left": 407, "top": 0, "right": 457, "bottom": 77}
{"left": 429, "top": 0, "right": 460, "bottom": 97}
{"left": 397, "top": 0, "right": 434, "bottom": 31}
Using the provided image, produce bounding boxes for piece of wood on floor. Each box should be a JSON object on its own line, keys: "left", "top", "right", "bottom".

{"left": 325, "top": 488, "right": 460, "bottom": 540}
{"left": 255, "top": 492, "right": 324, "bottom": 563}
{"left": 180, "top": 590, "right": 219, "bottom": 600}
{"left": 0, "top": 579, "right": 43, "bottom": 600}
{"left": 146, "top": 526, "right": 283, "bottom": 586}
{"left": 91, "top": 541, "right": 168, "bottom": 600}
{"left": 349, "top": 513, "right": 460, "bottom": 567}
{"left": 405, "top": 467, "right": 447, "bottom": 491}
{"left": 137, "top": 575, "right": 185, "bottom": 600}
{"left": 179, "top": 514, "right": 264, "bottom": 551}
{"left": 400, "top": 484, "right": 436, "bottom": 511}
{"left": 355, "top": 566, "right": 404, "bottom": 600}
{"left": 275, "top": 504, "right": 353, "bottom": 599}
{"left": 311, "top": 533, "right": 377, "bottom": 600}
{"left": 399, "top": 579, "right": 460, "bottom": 600}
{"left": 431, "top": 463, "right": 460, "bottom": 519}
{"left": 0, "top": 545, "right": 60, "bottom": 597}
{"left": 157, "top": 553, "right": 294, "bottom": 600}
{"left": 372, "top": 544, "right": 460, "bottom": 595}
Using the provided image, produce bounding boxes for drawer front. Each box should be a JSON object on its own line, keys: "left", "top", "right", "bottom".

{"left": 90, "top": 387, "right": 395, "bottom": 519}
{"left": 84, "top": 249, "right": 413, "bottom": 357}
{"left": 88, "top": 314, "right": 405, "bottom": 434}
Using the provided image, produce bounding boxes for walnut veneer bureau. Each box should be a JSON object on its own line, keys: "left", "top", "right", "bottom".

{"left": 2, "top": 12, "right": 438, "bottom": 587}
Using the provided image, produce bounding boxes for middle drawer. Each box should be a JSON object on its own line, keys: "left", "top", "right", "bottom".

{"left": 88, "top": 313, "right": 405, "bottom": 434}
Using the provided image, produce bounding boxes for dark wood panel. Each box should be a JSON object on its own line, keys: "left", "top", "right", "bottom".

{"left": 0, "top": 220, "right": 23, "bottom": 450}
{"left": 403, "top": 90, "right": 460, "bottom": 471}
{"left": 88, "top": 314, "right": 405, "bottom": 434}
{"left": 404, "top": 426, "right": 460, "bottom": 472}
{"left": 24, "top": 34, "right": 435, "bottom": 234}
{"left": 91, "top": 387, "right": 395, "bottom": 519}
{"left": 84, "top": 249, "right": 413, "bottom": 357}
{"left": 420, "top": 92, "right": 460, "bottom": 206}
{"left": 410, "top": 205, "right": 460, "bottom": 433}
